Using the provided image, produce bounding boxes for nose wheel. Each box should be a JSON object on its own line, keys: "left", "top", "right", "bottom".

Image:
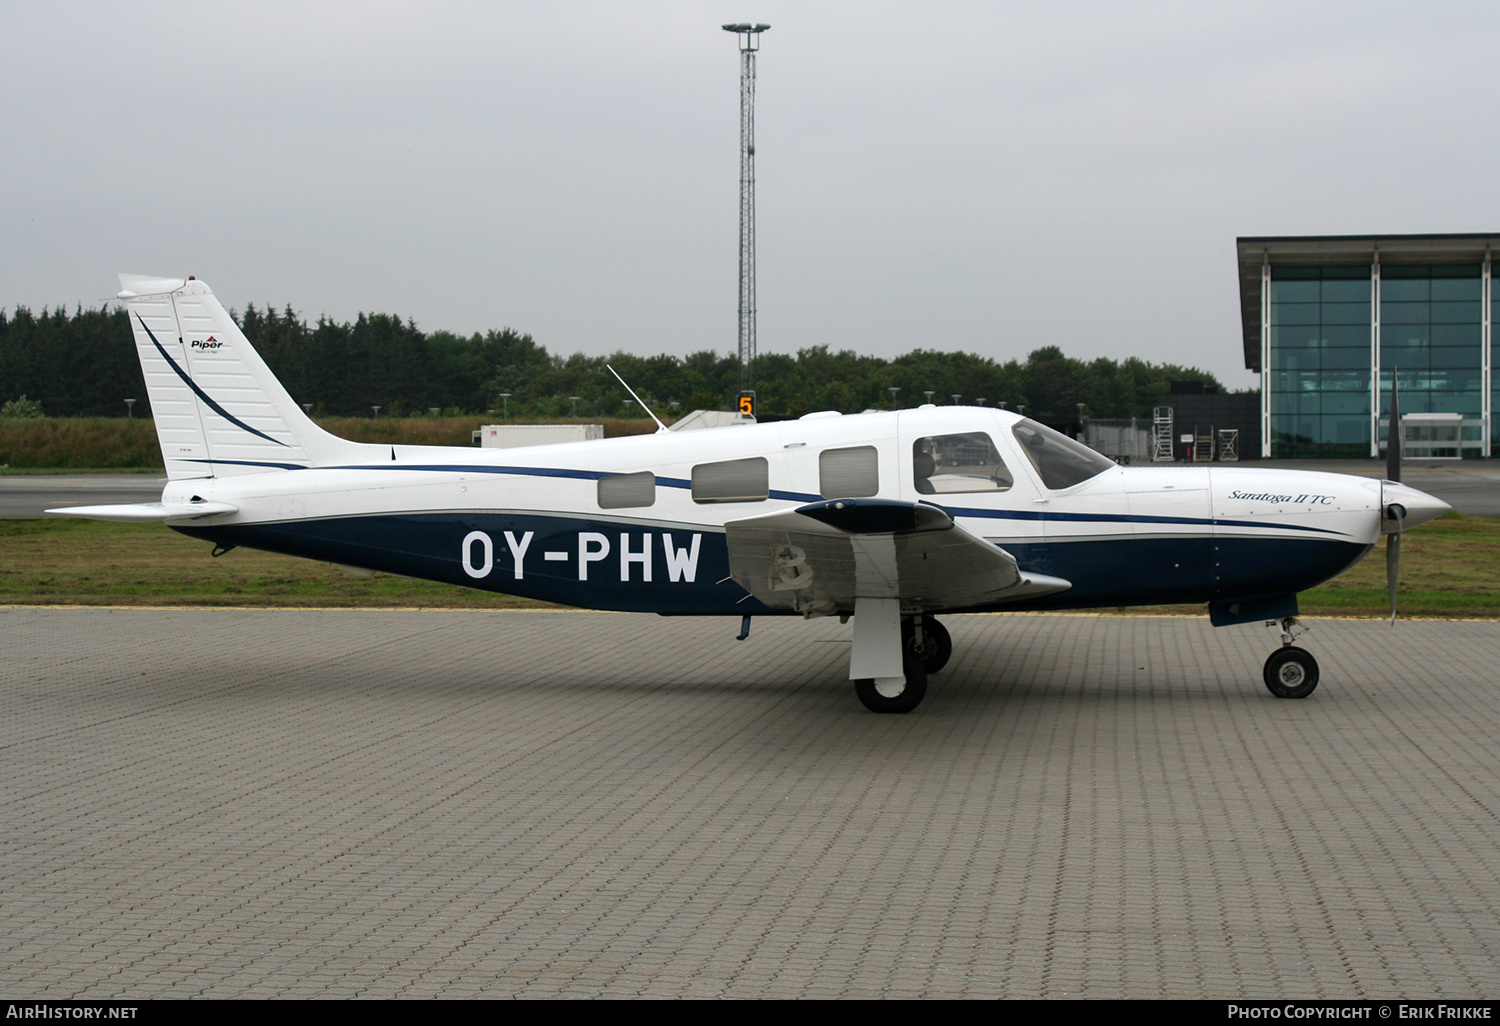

{"left": 1261, "top": 617, "right": 1319, "bottom": 698}
{"left": 1263, "top": 647, "right": 1318, "bottom": 698}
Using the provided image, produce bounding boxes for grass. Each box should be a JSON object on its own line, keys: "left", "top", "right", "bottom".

{"left": 1, "top": 512, "right": 1494, "bottom": 617}
{"left": 0, "top": 418, "right": 165, "bottom": 470}
{"left": 1297, "top": 512, "right": 1500, "bottom": 618}
{"left": 0, "top": 517, "right": 552, "bottom": 609}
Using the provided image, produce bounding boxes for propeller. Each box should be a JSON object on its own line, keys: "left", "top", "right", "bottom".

{"left": 1385, "top": 370, "right": 1402, "bottom": 624}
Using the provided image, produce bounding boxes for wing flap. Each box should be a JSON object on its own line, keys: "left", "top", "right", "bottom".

{"left": 725, "top": 498, "right": 1069, "bottom": 616}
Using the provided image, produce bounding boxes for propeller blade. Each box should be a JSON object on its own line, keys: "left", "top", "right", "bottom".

{"left": 1386, "top": 504, "right": 1398, "bottom": 624}
{"left": 1386, "top": 531, "right": 1401, "bottom": 625}
{"left": 1386, "top": 369, "right": 1401, "bottom": 483}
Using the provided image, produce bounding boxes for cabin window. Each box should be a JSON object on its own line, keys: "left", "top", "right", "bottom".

{"left": 912, "top": 433, "right": 1012, "bottom": 493}
{"left": 1011, "top": 419, "right": 1115, "bottom": 490}
{"left": 819, "top": 446, "right": 879, "bottom": 498}
{"left": 692, "top": 457, "right": 769, "bottom": 503}
{"left": 597, "top": 471, "right": 656, "bottom": 509}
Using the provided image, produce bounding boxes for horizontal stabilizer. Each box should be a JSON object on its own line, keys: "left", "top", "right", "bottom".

{"left": 46, "top": 501, "right": 239, "bottom": 522}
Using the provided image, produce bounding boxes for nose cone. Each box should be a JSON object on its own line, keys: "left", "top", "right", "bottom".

{"left": 1381, "top": 480, "right": 1451, "bottom": 531}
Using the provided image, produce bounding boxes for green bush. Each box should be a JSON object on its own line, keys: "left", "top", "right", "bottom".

{"left": 0, "top": 395, "right": 43, "bottom": 418}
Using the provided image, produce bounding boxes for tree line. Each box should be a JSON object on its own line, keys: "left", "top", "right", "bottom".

{"left": 1, "top": 303, "right": 1226, "bottom": 423}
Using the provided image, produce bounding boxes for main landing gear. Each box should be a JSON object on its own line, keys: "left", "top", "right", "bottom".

{"left": 1262, "top": 617, "right": 1319, "bottom": 699}
{"left": 902, "top": 615, "right": 952, "bottom": 674}
{"left": 855, "top": 652, "right": 928, "bottom": 714}
{"left": 853, "top": 614, "right": 950, "bottom": 714}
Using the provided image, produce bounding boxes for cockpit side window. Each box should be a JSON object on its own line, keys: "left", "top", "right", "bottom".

{"left": 911, "top": 433, "right": 1012, "bottom": 493}
{"left": 1010, "top": 419, "right": 1115, "bottom": 490}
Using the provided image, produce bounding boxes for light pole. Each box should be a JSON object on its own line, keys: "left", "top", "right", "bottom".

{"left": 569, "top": 396, "right": 580, "bottom": 417}
{"left": 887, "top": 386, "right": 901, "bottom": 408}
{"left": 499, "top": 393, "right": 512, "bottom": 419}
{"left": 951, "top": 394, "right": 961, "bottom": 405}
{"left": 371, "top": 406, "right": 381, "bottom": 418}
{"left": 923, "top": 390, "right": 934, "bottom": 405}
{"left": 123, "top": 398, "right": 135, "bottom": 418}
{"left": 724, "top": 22, "right": 770, "bottom": 410}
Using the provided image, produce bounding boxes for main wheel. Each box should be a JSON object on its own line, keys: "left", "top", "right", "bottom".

{"left": 1263, "top": 646, "right": 1319, "bottom": 699}
{"left": 855, "top": 653, "right": 929, "bottom": 714}
{"left": 902, "top": 617, "right": 953, "bottom": 674}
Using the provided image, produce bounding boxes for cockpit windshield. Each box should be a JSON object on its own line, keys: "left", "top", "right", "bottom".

{"left": 1011, "top": 418, "right": 1116, "bottom": 490}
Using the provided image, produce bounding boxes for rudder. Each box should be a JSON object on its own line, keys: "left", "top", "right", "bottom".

{"left": 118, "top": 273, "right": 378, "bottom": 479}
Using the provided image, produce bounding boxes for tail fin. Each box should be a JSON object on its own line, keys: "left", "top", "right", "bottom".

{"left": 118, "top": 273, "right": 381, "bottom": 479}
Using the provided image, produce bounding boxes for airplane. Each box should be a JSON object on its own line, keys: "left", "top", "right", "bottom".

{"left": 50, "top": 273, "right": 1452, "bottom": 714}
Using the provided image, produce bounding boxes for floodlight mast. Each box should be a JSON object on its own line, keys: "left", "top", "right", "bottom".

{"left": 724, "top": 22, "right": 769, "bottom": 410}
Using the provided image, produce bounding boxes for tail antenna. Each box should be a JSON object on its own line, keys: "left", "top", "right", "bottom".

{"left": 606, "top": 364, "right": 669, "bottom": 434}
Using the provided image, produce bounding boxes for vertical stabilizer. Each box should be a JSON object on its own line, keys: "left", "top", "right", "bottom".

{"left": 118, "top": 274, "right": 378, "bottom": 480}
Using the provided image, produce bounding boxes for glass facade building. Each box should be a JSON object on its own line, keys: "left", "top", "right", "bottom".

{"left": 1239, "top": 235, "right": 1498, "bottom": 458}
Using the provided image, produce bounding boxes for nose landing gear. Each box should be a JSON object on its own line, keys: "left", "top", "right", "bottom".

{"left": 1262, "top": 617, "right": 1319, "bottom": 698}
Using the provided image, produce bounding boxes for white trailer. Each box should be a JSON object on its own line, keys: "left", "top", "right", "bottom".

{"left": 472, "top": 424, "right": 605, "bottom": 448}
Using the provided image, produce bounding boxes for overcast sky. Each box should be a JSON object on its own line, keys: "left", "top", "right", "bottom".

{"left": 6, "top": 2, "right": 1500, "bottom": 389}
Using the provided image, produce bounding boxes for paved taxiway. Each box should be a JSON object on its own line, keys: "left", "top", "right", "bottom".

{"left": 2, "top": 607, "right": 1497, "bottom": 999}
{"left": 0, "top": 474, "right": 166, "bottom": 518}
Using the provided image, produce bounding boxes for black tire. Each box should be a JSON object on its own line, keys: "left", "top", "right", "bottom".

{"left": 901, "top": 617, "right": 953, "bottom": 674}
{"left": 1263, "top": 646, "right": 1319, "bottom": 699}
{"left": 855, "top": 653, "right": 929, "bottom": 714}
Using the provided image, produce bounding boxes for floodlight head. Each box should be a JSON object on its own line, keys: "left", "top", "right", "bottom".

{"left": 723, "top": 22, "right": 770, "bottom": 50}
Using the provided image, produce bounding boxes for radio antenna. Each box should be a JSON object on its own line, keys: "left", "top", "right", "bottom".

{"left": 607, "top": 364, "right": 669, "bottom": 434}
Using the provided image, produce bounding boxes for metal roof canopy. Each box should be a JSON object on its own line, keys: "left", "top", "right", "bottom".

{"left": 1237, "top": 233, "right": 1500, "bottom": 371}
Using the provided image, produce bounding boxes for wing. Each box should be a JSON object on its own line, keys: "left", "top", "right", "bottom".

{"left": 725, "top": 498, "right": 1070, "bottom": 617}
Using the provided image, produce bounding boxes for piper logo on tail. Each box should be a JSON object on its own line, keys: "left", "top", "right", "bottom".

{"left": 190, "top": 337, "right": 223, "bottom": 350}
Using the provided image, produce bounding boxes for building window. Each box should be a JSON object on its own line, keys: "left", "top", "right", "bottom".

{"left": 1492, "top": 271, "right": 1500, "bottom": 449}
{"left": 1269, "top": 265, "right": 1372, "bottom": 458}
{"left": 598, "top": 471, "right": 655, "bottom": 509}
{"left": 819, "top": 446, "right": 879, "bottom": 498}
{"left": 1380, "top": 265, "right": 1482, "bottom": 430}
{"left": 692, "top": 457, "right": 769, "bottom": 503}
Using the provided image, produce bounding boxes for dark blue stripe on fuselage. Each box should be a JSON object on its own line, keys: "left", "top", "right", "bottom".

{"left": 943, "top": 503, "right": 1344, "bottom": 536}
{"left": 172, "top": 511, "right": 1371, "bottom": 616}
